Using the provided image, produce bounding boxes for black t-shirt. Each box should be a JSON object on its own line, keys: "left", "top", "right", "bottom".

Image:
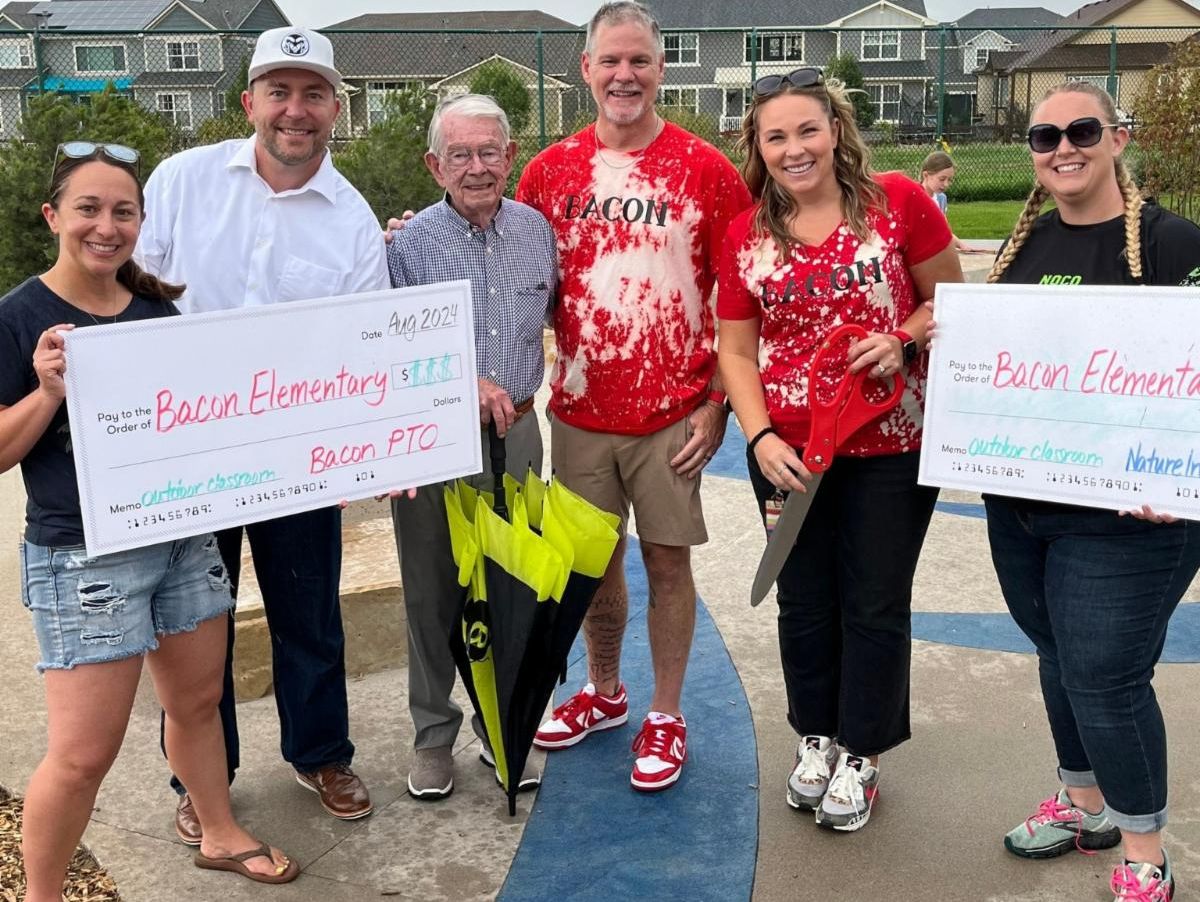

{"left": 0, "top": 277, "right": 179, "bottom": 546}
{"left": 993, "top": 203, "right": 1200, "bottom": 514}
{"left": 997, "top": 203, "right": 1200, "bottom": 288}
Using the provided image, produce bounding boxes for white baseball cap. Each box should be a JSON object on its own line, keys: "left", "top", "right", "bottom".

{"left": 248, "top": 27, "right": 341, "bottom": 89}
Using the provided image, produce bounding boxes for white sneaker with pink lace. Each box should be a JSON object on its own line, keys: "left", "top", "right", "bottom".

{"left": 1111, "top": 854, "right": 1174, "bottom": 901}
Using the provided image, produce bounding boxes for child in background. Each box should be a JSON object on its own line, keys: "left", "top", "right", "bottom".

{"left": 919, "top": 151, "right": 987, "bottom": 253}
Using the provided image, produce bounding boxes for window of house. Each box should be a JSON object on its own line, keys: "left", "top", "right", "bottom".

{"left": 658, "top": 86, "right": 699, "bottom": 112}
{"left": 664, "top": 33, "right": 698, "bottom": 65}
{"left": 157, "top": 92, "right": 192, "bottom": 130}
{"left": 367, "top": 80, "right": 424, "bottom": 126}
{"left": 1067, "top": 72, "right": 1119, "bottom": 103}
{"left": 996, "top": 75, "right": 1010, "bottom": 107}
{"left": 0, "top": 39, "right": 32, "bottom": 68}
{"left": 975, "top": 48, "right": 990, "bottom": 70}
{"left": 75, "top": 45, "right": 126, "bottom": 73}
{"left": 744, "top": 31, "right": 804, "bottom": 63}
{"left": 862, "top": 30, "right": 900, "bottom": 61}
{"left": 167, "top": 40, "right": 200, "bottom": 71}
{"left": 866, "top": 82, "right": 901, "bottom": 121}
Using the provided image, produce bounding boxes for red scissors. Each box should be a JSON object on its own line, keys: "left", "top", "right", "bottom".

{"left": 750, "top": 323, "right": 904, "bottom": 606}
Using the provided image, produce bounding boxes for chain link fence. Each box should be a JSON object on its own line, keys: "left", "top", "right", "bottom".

{"left": 3, "top": 23, "right": 1198, "bottom": 208}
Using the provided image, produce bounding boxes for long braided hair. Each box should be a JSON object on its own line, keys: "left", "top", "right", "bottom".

{"left": 988, "top": 81, "right": 1143, "bottom": 283}
{"left": 739, "top": 77, "right": 886, "bottom": 261}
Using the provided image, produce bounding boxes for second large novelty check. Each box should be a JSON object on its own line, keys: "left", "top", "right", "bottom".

{"left": 65, "top": 281, "right": 481, "bottom": 556}
{"left": 919, "top": 283, "right": 1200, "bottom": 517}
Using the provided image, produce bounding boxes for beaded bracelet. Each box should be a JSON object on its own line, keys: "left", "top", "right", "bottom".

{"left": 747, "top": 426, "right": 776, "bottom": 453}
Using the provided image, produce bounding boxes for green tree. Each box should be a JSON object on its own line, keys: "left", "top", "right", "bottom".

{"left": 0, "top": 84, "right": 179, "bottom": 292}
{"left": 196, "top": 55, "right": 253, "bottom": 144}
{"left": 334, "top": 87, "right": 441, "bottom": 225}
{"left": 824, "top": 52, "right": 875, "bottom": 130}
{"left": 468, "top": 60, "right": 532, "bottom": 136}
{"left": 1133, "top": 39, "right": 1200, "bottom": 223}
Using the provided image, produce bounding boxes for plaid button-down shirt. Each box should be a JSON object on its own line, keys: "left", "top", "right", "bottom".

{"left": 386, "top": 197, "right": 557, "bottom": 404}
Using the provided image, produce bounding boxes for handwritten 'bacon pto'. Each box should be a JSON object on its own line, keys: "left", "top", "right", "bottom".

{"left": 155, "top": 365, "right": 389, "bottom": 433}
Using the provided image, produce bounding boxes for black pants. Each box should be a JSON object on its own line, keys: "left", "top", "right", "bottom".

{"left": 164, "top": 507, "right": 354, "bottom": 792}
{"left": 748, "top": 448, "right": 937, "bottom": 757}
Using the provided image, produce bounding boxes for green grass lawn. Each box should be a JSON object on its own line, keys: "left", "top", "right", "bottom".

{"left": 947, "top": 200, "right": 1029, "bottom": 239}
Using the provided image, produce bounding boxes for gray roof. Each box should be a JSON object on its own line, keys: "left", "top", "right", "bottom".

{"left": 646, "top": 0, "right": 930, "bottom": 28}
{"left": 133, "top": 69, "right": 224, "bottom": 87}
{"left": 991, "top": 38, "right": 1182, "bottom": 69}
{"left": 27, "top": 0, "right": 172, "bottom": 29}
{"left": 327, "top": 10, "right": 577, "bottom": 30}
{"left": 178, "top": 0, "right": 283, "bottom": 29}
{"left": 0, "top": 1, "right": 39, "bottom": 28}
{"left": 326, "top": 29, "right": 582, "bottom": 81}
{"left": 0, "top": 65, "right": 33, "bottom": 86}
{"left": 955, "top": 6, "right": 1065, "bottom": 29}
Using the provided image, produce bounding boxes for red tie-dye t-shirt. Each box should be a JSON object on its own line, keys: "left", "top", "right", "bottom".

{"left": 516, "top": 121, "right": 751, "bottom": 435}
{"left": 716, "top": 172, "right": 951, "bottom": 456}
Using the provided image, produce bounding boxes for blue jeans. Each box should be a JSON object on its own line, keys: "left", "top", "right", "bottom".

{"left": 748, "top": 448, "right": 938, "bottom": 757}
{"left": 166, "top": 507, "right": 354, "bottom": 790}
{"left": 985, "top": 497, "right": 1200, "bottom": 832}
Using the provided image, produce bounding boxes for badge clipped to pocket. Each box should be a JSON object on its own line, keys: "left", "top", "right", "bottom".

{"left": 764, "top": 491, "right": 785, "bottom": 537}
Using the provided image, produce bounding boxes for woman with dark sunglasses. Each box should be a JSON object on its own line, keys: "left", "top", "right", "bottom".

{"left": 984, "top": 81, "right": 1200, "bottom": 902}
{"left": 0, "top": 143, "right": 298, "bottom": 899}
{"left": 716, "top": 70, "right": 962, "bottom": 832}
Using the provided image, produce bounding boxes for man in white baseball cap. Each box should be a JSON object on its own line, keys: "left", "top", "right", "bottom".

{"left": 249, "top": 26, "right": 341, "bottom": 89}
{"left": 136, "top": 23, "right": 388, "bottom": 838}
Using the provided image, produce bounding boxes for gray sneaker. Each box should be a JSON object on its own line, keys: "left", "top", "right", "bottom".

{"left": 479, "top": 743, "right": 542, "bottom": 792}
{"left": 786, "top": 735, "right": 838, "bottom": 812}
{"left": 1111, "top": 853, "right": 1174, "bottom": 901}
{"left": 1004, "top": 789, "right": 1121, "bottom": 859}
{"left": 407, "top": 746, "right": 454, "bottom": 800}
{"left": 815, "top": 752, "right": 880, "bottom": 832}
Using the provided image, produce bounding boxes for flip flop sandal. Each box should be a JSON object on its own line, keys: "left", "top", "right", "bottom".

{"left": 194, "top": 843, "right": 300, "bottom": 884}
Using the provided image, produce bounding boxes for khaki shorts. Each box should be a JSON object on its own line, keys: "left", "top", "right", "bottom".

{"left": 550, "top": 415, "right": 707, "bottom": 547}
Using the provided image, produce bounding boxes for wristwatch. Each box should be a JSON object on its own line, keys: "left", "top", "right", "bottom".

{"left": 706, "top": 389, "right": 732, "bottom": 412}
{"left": 890, "top": 330, "right": 919, "bottom": 366}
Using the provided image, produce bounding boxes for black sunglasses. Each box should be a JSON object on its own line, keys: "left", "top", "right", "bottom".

{"left": 1026, "top": 117, "right": 1118, "bottom": 154}
{"left": 752, "top": 67, "right": 824, "bottom": 97}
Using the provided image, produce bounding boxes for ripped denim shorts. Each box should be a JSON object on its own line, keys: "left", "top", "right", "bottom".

{"left": 18, "top": 533, "right": 234, "bottom": 673}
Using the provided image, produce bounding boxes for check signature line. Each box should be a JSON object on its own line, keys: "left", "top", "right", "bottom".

{"left": 109, "top": 409, "right": 433, "bottom": 470}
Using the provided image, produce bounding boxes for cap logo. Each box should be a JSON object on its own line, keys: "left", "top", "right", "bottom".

{"left": 280, "top": 32, "right": 309, "bottom": 57}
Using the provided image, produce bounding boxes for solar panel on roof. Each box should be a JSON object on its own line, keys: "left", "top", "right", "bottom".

{"left": 28, "top": 0, "right": 174, "bottom": 30}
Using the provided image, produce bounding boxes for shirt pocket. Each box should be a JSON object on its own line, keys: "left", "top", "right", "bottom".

{"left": 514, "top": 283, "right": 551, "bottom": 344}
{"left": 276, "top": 256, "right": 342, "bottom": 303}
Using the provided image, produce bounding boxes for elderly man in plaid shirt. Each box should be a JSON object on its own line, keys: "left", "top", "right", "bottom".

{"left": 386, "top": 93, "right": 557, "bottom": 801}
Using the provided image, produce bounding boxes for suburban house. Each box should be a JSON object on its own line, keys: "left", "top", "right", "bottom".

{"left": 937, "top": 6, "right": 1064, "bottom": 131}
{"left": 0, "top": 0, "right": 289, "bottom": 139}
{"left": 977, "top": 0, "right": 1200, "bottom": 134}
{"left": 645, "top": 0, "right": 942, "bottom": 132}
{"left": 323, "top": 10, "right": 584, "bottom": 139}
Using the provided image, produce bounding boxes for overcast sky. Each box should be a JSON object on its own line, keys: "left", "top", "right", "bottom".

{"left": 275, "top": 0, "right": 1086, "bottom": 29}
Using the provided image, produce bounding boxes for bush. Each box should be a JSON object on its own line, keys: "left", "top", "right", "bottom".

{"left": 334, "top": 88, "right": 441, "bottom": 224}
{"left": 468, "top": 60, "right": 533, "bottom": 136}
{"left": 824, "top": 52, "right": 875, "bottom": 130}
{"left": 1132, "top": 40, "right": 1200, "bottom": 222}
{"left": 196, "top": 56, "right": 252, "bottom": 144}
{"left": 0, "top": 85, "right": 180, "bottom": 293}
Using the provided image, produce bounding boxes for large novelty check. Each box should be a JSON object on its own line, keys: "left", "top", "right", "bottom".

{"left": 65, "top": 281, "right": 481, "bottom": 556}
{"left": 920, "top": 283, "right": 1200, "bottom": 517}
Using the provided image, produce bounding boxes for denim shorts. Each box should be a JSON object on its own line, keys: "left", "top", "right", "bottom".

{"left": 19, "top": 533, "right": 234, "bottom": 673}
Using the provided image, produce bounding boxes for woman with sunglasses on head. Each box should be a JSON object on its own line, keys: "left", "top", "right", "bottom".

{"left": 983, "top": 82, "right": 1200, "bottom": 902}
{"left": 716, "top": 70, "right": 963, "bottom": 831}
{"left": 0, "top": 142, "right": 298, "bottom": 900}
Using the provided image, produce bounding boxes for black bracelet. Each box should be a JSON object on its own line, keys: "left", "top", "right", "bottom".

{"left": 747, "top": 426, "right": 776, "bottom": 453}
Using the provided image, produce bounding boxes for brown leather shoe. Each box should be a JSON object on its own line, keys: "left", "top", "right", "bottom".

{"left": 295, "top": 764, "right": 373, "bottom": 820}
{"left": 174, "top": 793, "right": 202, "bottom": 846}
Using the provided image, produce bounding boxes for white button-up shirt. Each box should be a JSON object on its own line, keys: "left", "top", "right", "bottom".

{"left": 135, "top": 137, "right": 389, "bottom": 312}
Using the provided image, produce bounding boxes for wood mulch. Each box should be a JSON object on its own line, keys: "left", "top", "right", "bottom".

{"left": 0, "top": 785, "right": 120, "bottom": 902}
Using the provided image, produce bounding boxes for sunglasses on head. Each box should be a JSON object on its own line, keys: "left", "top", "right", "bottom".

{"left": 1026, "top": 117, "right": 1118, "bottom": 154}
{"left": 752, "top": 67, "right": 824, "bottom": 97}
{"left": 54, "top": 141, "right": 141, "bottom": 174}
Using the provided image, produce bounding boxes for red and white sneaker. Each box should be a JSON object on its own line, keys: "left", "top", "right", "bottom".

{"left": 534, "top": 682, "right": 629, "bottom": 749}
{"left": 630, "top": 712, "right": 687, "bottom": 792}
